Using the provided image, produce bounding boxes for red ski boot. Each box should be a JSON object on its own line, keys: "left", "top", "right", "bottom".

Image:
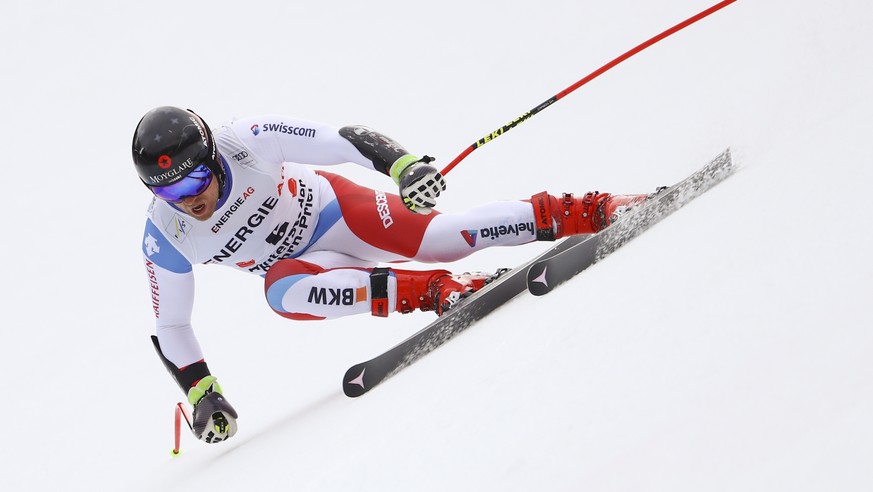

{"left": 370, "top": 268, "right": 497, "bottom": 316}
{"left": 530, "top": 191, "right": 650, "bottom": 240}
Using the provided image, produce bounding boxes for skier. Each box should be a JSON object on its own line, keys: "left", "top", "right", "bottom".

{"left": 134, "top": 106, "right": 650, "bottom": 443}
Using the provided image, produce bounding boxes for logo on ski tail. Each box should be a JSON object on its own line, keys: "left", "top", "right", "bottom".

{"left": 347, "top": 368, "right": 366, "bottom": 389}
{"left": 530, "top": 266, "right": 548, "bottom": 287}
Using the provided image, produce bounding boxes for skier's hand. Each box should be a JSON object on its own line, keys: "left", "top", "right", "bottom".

{"left": 391, "top": 155, "right": 446, "bottom": 215}
{"left": 188, "top": 375, "right": 238, "bottom": 444}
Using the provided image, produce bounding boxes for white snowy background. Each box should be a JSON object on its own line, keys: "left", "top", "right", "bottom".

{"left": 2, "top": 0, "right": 871, "bottom": 490}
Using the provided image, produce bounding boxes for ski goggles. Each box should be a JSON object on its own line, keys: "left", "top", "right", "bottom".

{"left": 149, "top": 164, "right": 214, "bottom": 203}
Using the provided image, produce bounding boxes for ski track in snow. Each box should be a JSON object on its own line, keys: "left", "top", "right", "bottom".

{"left": 1, "top": 1, "right": 871, "bottom": 491}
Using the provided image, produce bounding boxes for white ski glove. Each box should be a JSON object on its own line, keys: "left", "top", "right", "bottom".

{"left": 390, "top": 155, "right": 446, "bottom": 215}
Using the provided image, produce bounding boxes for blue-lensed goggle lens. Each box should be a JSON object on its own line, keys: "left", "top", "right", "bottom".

{"left": 149, "top": 164, "right": 214, "bottom": 203}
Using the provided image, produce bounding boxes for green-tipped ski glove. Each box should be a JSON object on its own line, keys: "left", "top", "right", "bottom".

{"left": 390, "top": 155, "right": 446, "bottom": 215}
{"left": 187, "top": 375, "right": 238, "bottom": 444}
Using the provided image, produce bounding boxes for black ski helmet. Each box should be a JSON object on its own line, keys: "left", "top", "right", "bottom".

{"left": 131, "top": 106, "right": 225, "bottom": 192}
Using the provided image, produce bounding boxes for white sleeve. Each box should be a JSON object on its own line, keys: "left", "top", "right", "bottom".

{"left": 147, "top": 262, "right": 204, "bottom": 368}
{"left": 142, "top": 219, "right": 204, "bottom": 368}
{"left": 229, "top": 114, "right": 379, "bottom": 171}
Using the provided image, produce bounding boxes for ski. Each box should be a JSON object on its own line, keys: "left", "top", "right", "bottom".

{"left": 527, "top": 148, "right": 736, "bottom": 296}
{"left": 343, "top": 234, "right": 586, "bottom": 397}
{"left": 343, "top": 148, "right": 734, "bottom": 397}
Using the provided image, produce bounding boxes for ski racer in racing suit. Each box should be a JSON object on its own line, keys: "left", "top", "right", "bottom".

{"left": 133, "top": 106, "right": 648, "bottom": 443}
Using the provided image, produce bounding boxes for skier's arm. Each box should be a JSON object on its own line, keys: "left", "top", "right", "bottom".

{"left": 339, "top": 125, "right": 446, "bottom": 215}
{"left": 142, "top": 219, "right": 238, "bottom": 442}
{"left": 142, "top": 218, "right": 204, "bottom": 381}
{"left": 234, "top": 115, "right": 446, "bottom": 214}
{"left": 230, "top": 115, "right": 379, "bottom": 170}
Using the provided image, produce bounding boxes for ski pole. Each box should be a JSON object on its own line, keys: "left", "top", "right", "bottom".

{"left": 439, "top": 0, "right": 738, "bottom": 176}
{"left": 172, "top": 401, "right": 193, "bottom": 457}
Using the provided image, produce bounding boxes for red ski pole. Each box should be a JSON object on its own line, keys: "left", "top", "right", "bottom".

{"left": 172, "top": 402, "right": 192, "bottom": 457}
{"left": 439, "top": 0, "right": 738, "bottom": 176}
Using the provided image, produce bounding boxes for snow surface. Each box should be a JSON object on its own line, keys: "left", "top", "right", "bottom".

{"left": 2, "top": 0, "right": 871, "bottom": 490}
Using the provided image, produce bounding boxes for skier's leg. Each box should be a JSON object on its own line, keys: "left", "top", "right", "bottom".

{"left": 412, "top": 201, "right": 539, "bottom": 262}
{"left": 264, "top": 253, "right": 498, "bottom": 319}
{"left": 264, "top": 172, "right": 650, "bottom": 319}
{"left": 264, "top": 253, "right": 373, "bottom": 320}
{"left": 313, "top": 170, "right": 650, "bottom": 262}
{"left": 313, "top": 171, "right": 537, "bottom": 263}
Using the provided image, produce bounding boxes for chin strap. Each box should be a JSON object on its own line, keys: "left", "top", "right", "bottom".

{"left": 213, "top": 155, "right": 230, "bottom": 201}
